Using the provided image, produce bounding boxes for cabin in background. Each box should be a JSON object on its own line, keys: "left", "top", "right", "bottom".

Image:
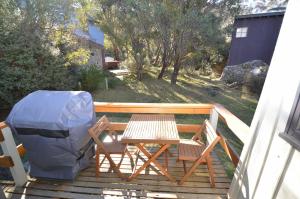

{"left": 227, "top": 11, "right": 284, "bottom": 66}
{"left": 74, "top": 19, "right": 105, "bottom": 68}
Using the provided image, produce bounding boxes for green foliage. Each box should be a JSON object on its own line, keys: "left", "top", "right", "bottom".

{"left": 0, "top": 0, "right": 77, "bottom": 108}
{"left": 0, "top": 28, "right": 76, "bottom": 108}
{"left": 96, "top": 0, "right": 240, "bottom": 83}
{"left": 106, "top": 75, "right": 121, "bottom": 89}
{"left": 66, "top": 48, "right": 91, "bottom": 66}
{"left": 79, "top": 65, "right": 105, "bottom": 92}
{"left": 97, "top": 0, "right": 152, "bottom": 80}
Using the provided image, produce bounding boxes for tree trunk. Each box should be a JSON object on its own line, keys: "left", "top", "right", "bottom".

{"left": 171, "top": 58, "right": 180, "bottom": 85}
{"left": 158, "top": 62, "right": 167, "bottom": 79}
{"left": 152, "top": 45, "right": 161, "bottom": 66}
{"left": 136, "top": 57, "right": 143, "bottom": 81}
{"left": 146, "top": 40, "right": 153, "bottom": 63}
{"left": 158, "top": 47, "right": 167, "bottom": 79}
{"left": 136, "top": 63, "right": 143, "bottom": 81}
{"left": 113, "top": 47, "right": 120, "bottom": 61}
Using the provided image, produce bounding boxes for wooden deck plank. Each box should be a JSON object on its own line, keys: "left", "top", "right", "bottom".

{"left": 5, "top": 186, "right": 101, "bottom": 199}
{"left": 85, "top": 161, "right": 229, "bottom": 177}
{"left": 79, "top": 172, "right": 231, "bottom": 183}
{"left": 20, "top": 179, "right": 228, "bottom": 194}
{"left": 75, "top": 176, "right": 231, "bottom": 188}
{"left": 82, "top": 168, "right": 229, "bottom": 177}
{"left": 3, "top": 146, "right": 230, "bottom": 199}
{"left": 89, "top": 156, "right": 227, "bottom": 170}
{"left": 89, "top": 158, "right": 228, "bottom": 172}
{"left": 9, "top": 194, "right": 53, "bottom": 199}
{"left": 5, "top": 185, "right": 226, "bottom": 199}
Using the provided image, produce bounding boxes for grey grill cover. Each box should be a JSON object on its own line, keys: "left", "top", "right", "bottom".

{"left": 6, "top": 90, "right": 96, "bottom": 180}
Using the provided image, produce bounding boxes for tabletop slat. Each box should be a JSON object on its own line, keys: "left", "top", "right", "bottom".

{"left": 122, "top": 114, "right": 179, "bottom": 144}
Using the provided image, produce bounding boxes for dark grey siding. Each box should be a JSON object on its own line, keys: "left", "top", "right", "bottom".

{"left": 227, "top": 15, "right": 283, "bottom": 65}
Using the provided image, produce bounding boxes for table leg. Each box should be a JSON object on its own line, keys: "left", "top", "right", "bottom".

{"left": 159, "top": 144, "right": 174, "bottom": 157}
{"left": 128, "top": 143, "right": 168, "bottom": 181}
{"left": 137, "top": 153, "right": 161, "bottom": 175}
{"left": 128, "top": 144, "right": 176, "bottom": 182}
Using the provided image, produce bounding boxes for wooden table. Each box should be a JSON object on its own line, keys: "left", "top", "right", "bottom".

{"left": 121, "top": 114, "right": 179, "bottom": 182}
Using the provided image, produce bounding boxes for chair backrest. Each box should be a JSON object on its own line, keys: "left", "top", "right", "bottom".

{"left": 192, "top": 124, "right": 204, "bottom": 141}
{"left": 88, "top": 115, "right": 110, "bottom": 147}
{"left": 88, "top": 115, "right": 125, "bottom": 179}
{"left": 204, "top": 120, "right": 219, "bottom": 146}
{"left": 201, "top": 120, "right": 221, "bottom": 157}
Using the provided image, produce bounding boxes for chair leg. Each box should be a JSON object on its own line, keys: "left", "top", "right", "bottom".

{"left": 99, "top": 155, "right": 106, "bottom": 167}
{"left": 179, "top": 157, "right": 204, "bottom": 185}
{"left": 117, "top": 153, "right": 125, "bottom": 169}
{"left": 206, "top": 156, "right": 215, "bottom": 188}
{"left": 108, "top": 153, "right": 124, "bottom": 173}
{"left": 183, "top": 160, "right": 187, "bottom": 174}
{"left": 95, "top": 145, "right": 100, "bottom": 177}
{"left": 126, "top": 149, "right": 133, "bottom": 161}
{"left": 106, "top": 155, "right": 125, "bottom": 180}
{"left": 126, "top": 149, "right": 134, "bottom": 171}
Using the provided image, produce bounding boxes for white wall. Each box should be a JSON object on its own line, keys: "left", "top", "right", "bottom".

{"left": 229, "top": 0, "right": 300, "bottom": 198}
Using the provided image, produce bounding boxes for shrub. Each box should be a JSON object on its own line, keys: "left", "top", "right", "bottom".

{"left": 0, "top": 35, "right": 77, "bottom": 109}
{"left": 107, "top": 77, "right": 120, "bottom": 89}
{"left": 79, "top": 65, "right": 106, "bottom": 92}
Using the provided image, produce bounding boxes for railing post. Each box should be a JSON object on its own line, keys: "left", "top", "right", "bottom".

{"left": 1, "top": 127, "right": 27, "bottom": 186}
{"left": 209, "top": 107, "right": 219, "bottom": 131}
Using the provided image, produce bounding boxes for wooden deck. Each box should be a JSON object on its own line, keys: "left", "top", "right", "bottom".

{"left": 1, "top": 146, "right": 230, "bottom": 199}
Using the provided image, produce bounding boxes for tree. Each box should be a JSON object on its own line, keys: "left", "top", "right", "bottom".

{"left": 96, "top": 0, "right": 153, "bottom": 80}
{"left": 167, "top": 0, "right": 240, "bottom": 84}
{"left": 95, "top": 0, "right": 240, "bottom": 83}
{"left": 153, "top": 1, "right": 174, "bottom": 79}
{"left": 0, "top": 0, "right": 78, "bottom": 108}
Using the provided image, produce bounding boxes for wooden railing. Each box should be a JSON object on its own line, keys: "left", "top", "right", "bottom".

{"left": 0, "top": 102, "right": 250, "bottom": 187}
{"left": 214, "top": 104, "right": 250, "bottom": 143}
{"left": 93, "top": 102, "right": 213, "bottom": 114}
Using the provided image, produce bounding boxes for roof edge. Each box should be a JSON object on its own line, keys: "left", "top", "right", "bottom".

{"left": 236, "top": 11, "right": 285, "bottom": 20}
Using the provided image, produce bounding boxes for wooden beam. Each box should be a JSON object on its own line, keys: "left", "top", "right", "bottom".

{"left": 94, "top": 102, "right": 213, "bottom": 114}
{"left": 109, "top": 122, "right": 202, "bottom": 133}
{"left": 217, "top": 131, "right": 240, "bottom": 167}
{"left": 109, "top": 122, "right": 127, "bottom": 131}
{"left": 0, "top": 155, "right": 14, "bottom": 168}
{"left": 177, "top": 124, "right": 203, "bottom": 133}
{"left": 214, "top": 104, "right": 250, "bottom": 143}
{"left": 1, "top": 126, "right": 27, "bottom": 186}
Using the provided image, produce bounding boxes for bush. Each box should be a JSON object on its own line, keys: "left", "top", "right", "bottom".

{"left": 0, "top": 2, "right": 79, "bottom": 109}
{"left": 0, "top": 35, "right": 77, "bottom": 109}
{"left": 106, "top": 77, "right": 120, "bottom": 89}
{"left": 0, "top": 62, "right": 76, "bottom": 109}
{"left": 79, "top": 65, "right": 106, "bottom": 92}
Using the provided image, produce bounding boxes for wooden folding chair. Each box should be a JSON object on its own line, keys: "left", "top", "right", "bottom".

{"left": 88, "top": 115, "right": 133, "bottom": 180}
{"left": 178, "top": 120, "right": 221, "bottom": 187}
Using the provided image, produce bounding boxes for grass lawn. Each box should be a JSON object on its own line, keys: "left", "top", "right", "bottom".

{"left": 93, "top": 67, "right": 258, "bottom": 178}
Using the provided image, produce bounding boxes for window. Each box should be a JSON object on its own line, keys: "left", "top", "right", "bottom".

{"left": 236, "top": 27, "right": 248, "bottom": 38}
{"left": 280, "top": 90, "right": 300, "bottom": 151}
